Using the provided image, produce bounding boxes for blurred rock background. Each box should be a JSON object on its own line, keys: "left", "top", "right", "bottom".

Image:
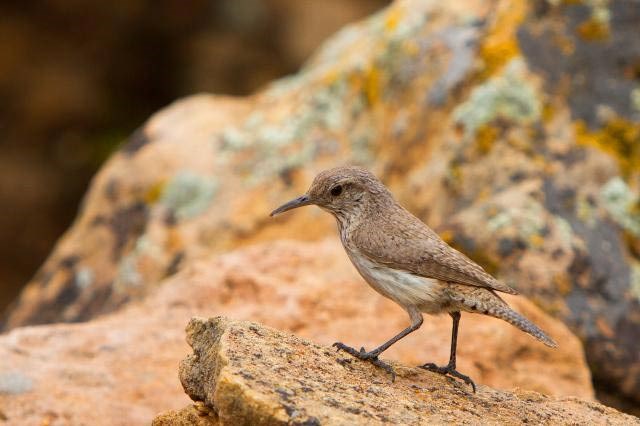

{"left": 0, "top": 0, "right": 388, "bottom": 312}
{"left": 1, "top": 0, "right": 639, "bottom": 421}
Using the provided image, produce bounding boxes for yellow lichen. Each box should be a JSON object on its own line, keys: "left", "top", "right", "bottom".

{"left": 577, "top": 18, "right": 610, "bottom": 41}
{"left": 363, "top": 66, "right": 381, "bottom": 105}
{"left": 144, "top": 180, "right": 166, "bottom": 204}
{"left": 553, "top": 272, "right": 573, "bottom": 296}
{"left": 444, "top": 235, "right": 501, "bottom": 275}
{"left": 575, "top": 117, "right": 640, "bottom": 179}
{"left": 403, "top": 39, "right": 420, "bottom": 57}
{"left": 440, "top": 229, "right": 455, "bottom": 244}
{"left": 463, "top": 249, "right": 500, "bottom": 276}
{"left": 475, "top": 124, "right": 499, "bottom": 154}
{"left": 554, "top": 32, "right": 576, "bottom": 55}
{"left": 529, "top": 233, "right": 545, "bottom": 248}
{"left": 321, "top": 69, "right": 340, "bottom": 87}
{"left": 384, "top": 7, "right": 402, "bottom": 32}
{"left": 477, "top": 187, "right": 492, "bottom": 202}
{"left": 542, "top": 103, "right": 555, "bottom": 123}
{"left": 625, "top": 231, "right": 640, "bottom": 259}
{"left": 479, "top": 0, "right": 528, "bottom": 78}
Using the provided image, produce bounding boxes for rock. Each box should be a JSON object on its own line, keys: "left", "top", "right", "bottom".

{"left": 0, "top": 241, "right": 594, "bottom": 425}
{"left": 152, "top": 405, "right": 217, "bottom": 426}
{"left": 158, "top": 316, "right": 637, "bottom": 425}
{"left": 4, "top": 0, "right": 639, "bottom": 408}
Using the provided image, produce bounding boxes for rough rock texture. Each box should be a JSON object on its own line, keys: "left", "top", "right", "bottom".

{"left": 153, "top": 405, "right": 217, "bottom": 426}
{"left": 157, "top": 316, "right": 637, "bottom": 426}
{"left": 0, "top": 241, "right": 593, "bottom": 425}
{"left": 4, "top": 0, "right": 639, "bottom": 407}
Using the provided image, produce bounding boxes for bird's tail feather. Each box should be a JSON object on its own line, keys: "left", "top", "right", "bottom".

{"left": 446, "top": 284, "right": 558, "bottom": 348}
{"left": 488, "top": 306, "right": 558, "bottom": 348}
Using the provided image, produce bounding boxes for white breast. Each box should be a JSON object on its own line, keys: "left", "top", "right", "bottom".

{"left": 345, "top": 248, "right": 448, "bottom": 314}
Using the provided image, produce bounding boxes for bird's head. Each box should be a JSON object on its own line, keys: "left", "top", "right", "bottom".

{"left": 270, "top": 166, "right": 392, "bottom": 219}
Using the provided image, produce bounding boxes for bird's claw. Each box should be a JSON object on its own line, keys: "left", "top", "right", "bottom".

{"left": 333, "top": 342, "right": 395, "bottom": 382}
{"left": 332, "top": 342, "right": 377, "bottom": 360}
{"left": 419, "top": 362, "right": 476, "bottom": 393}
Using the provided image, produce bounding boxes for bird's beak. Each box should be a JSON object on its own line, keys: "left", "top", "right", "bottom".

{"left": 270, "top": 195, "right": 312, "bottom": 217}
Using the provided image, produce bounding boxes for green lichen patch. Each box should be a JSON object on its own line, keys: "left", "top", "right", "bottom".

{"left": 453, "top": 59, "right": 541, "bottom": 140}
{"left": 600, "top": 177, "right": 640, "bottom": 237}
{"left": 575, "top": 193, "right": 598, "bottom": 228}
{"left": 485, "top": 198, "right": 554, "bottom": 250}
{"left": 160, "top": 171, "right": 218, "bottom": 221}
{"left": 217, "top": 3, "right": 434, "bottom": 183}
{"left": 219, "top": 87, "right": 344, "bottom": 184}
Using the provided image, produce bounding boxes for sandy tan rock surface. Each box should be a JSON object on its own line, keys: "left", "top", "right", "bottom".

{"left": 0, "top": 241, "right": 593, "bottom": 425}
{"left": 156, "top": 316, "right": 637, "bottom": 426}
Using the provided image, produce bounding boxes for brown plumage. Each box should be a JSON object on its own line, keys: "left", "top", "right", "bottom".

{"left": 350, "top": 202, "right": 518, "bottom": 295}
{"left": 271, "top": 165, "right": 557, "bottom": 392}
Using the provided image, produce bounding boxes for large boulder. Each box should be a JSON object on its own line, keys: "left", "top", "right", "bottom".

{"left": 155, "top": 316, "right": 637, "bottom": 426}
{"left": 0, "top": 241, "right": 593, "bottom": 425}
{"left": 3, "top": 0, "right": 639, "bottom": 407}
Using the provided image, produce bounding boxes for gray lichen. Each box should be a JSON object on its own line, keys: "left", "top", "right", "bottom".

{"left": 487, "top": 198, "right": 546, "bottom": 238}
{"left": 585, "top": 0, "right": 611, "bottom": 26}
{"left": 216, "top": 2, "right": 432, "bottom": 183}
{"left": 631, "top": 87, "right": 640, "bottom": 114}
{"left": 218, "top": 78, "right": 349, "bottom": 184}
{"left": 75, "top": 267, "right": 95, "bottom": 289}
{"left": 0, "top": 371, "right": 33, "bottom": 395}
{"left": 427, "top": 26, "right": 479, "bottom": 106}
{"left": 453, "top": 59, "right": 541, "bottom": 139}
{"left": 160, "top": 171, "right": 218, "bottom": 221}
{"left": 631, "top": 262, "right": 640, "bottom": 303}
{"left": 486, "top": 198, "right": 572, "bottom": 250}
{"left": 553, "top": 215, "right": 575, "bottom": 247}
{"left": 113, "top": 235, "right": 163, "bottom": 292}
{"left": 114, "top": 251, "right": 142, "bottom": 292}
{"left": 600, "top": 177, "right": 640, "bottom": 237}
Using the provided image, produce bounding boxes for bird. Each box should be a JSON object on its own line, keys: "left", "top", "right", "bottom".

{"left": 270, "top": 165, "right": 557, "bottom": 392}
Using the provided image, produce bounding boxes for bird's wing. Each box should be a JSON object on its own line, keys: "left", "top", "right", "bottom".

{"left": 352, "top": 211, "right": 518, "bottom": 295}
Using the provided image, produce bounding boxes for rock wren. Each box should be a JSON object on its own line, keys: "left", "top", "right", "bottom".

{"left": 270, "top": 166, "right": 557, "bottom": 391}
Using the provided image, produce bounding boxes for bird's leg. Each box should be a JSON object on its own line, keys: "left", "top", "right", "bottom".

{"left": 419, "top": 311, "right": 477, "bottom": 392}
{"left": 334, "top": 308, "right": 423, "bottom": 380}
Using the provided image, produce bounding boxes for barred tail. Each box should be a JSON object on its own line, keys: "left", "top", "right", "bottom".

{"left": 489, "top": 307, "right": 558, "bottom": 348}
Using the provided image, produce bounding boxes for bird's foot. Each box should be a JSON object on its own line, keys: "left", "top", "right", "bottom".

{"left": 333, "top": 342, "right": 395, "bottom": 381}
{"left": 332, "top": 342, "right": 378, "bottom": 360}
{"left": 419, "top": 362, "right": 476, "bottom": 393}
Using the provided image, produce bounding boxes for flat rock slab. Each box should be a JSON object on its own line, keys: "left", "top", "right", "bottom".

{"left": 165, "top": 317, "right": 638, "bottom": 426}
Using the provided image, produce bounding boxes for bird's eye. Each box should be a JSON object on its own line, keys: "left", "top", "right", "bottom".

{"left": 330, "top": 185, "right": 343, "bottom": 196}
